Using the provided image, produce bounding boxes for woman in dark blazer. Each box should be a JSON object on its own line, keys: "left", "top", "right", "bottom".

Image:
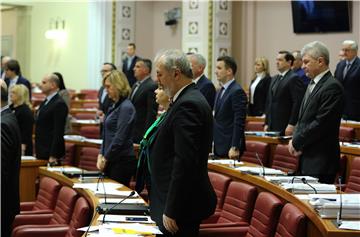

{"left": 248, "top": 57, "right": 271, "bottom": 116}
{"left": 9, "top": 84, "right": 34, "bottom": 156}
{"left": 96, "top": 70, "right": 137, "bottom": 187}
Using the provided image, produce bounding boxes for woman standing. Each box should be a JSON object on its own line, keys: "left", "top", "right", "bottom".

{"left": 53, "top": 72, "right": 71, "bottom": 134}
{"left": 248, "top": 57, "right": 271, "bottom": 116}
{"left": 9, "top": 84, "right": 34, "bottom": 155}
{"left": 96, "top": 70, "right": 137, "bottom": 187}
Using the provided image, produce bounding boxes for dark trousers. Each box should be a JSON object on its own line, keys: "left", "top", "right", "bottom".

{"left": 157, "top": 220, "right": 200, "bottom": 237}
{"left": 104, "top": 157, "right": 137, "bottom": 187}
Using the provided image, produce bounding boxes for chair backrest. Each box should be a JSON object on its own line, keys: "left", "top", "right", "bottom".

{"left": 208, "top": 172, "right": 232, "bottom": 211}
{"left": 80, "top": 89, "right": 98, "bottom": 100}
{"left": 245, "top": 121, "right": 264, "bottom": 131}
{"left": 63, "top": 143, "right": 76, "bottom": 166}
{"left": 245, "top": 192, "right": 283, "bottom": 237}
{"left": 78, "top": 147, "right": 100, "bottom": 171}
{"left": 49, "top": 186, "right": 78, "bottom": 224}
{"left": 271, "top": 144, "right": 298, "bottom": 173}
{"left": 65, "top": 197, "right": 91, "bottom": 237}
{"left": 241, "top": 141, "right": 270, "bottom": 166}
{"left": 33, "top": 177, "right": 61, "bottom": 211}
{"left": 79, "top": 126, "right": 100, "bottom": 139}
{"left": 339, "top": 126, "right": 355, "bottom": 142}
{"left": 218, "top": 181, "right": 258, "bottom": 224}
{"left": 274, "top": 203, "right": 306, "bottom": 237}
{"left": 345, "top": 157, "right": 360, "bottom": 193}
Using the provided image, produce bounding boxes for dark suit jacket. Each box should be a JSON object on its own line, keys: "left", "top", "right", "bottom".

{"left": 122, "top": 56, "right": 138, "bottom": 87}
{"left": 149, "top": 83, "right": 216, "bottom": 225}
{"left": 10, "top": 104, "right": 34, "bottom": 156}
{"left": 1, "top": 107, "right": 21, "bottom": 237}
{"left": 196, "top": 75, "right": 216, "bottom": 109}
{"left": 214, "top": 80, "right": 247, "bottom": 157}
{"left": 130, "top": 77, "right": 158, "bottom": 143}
{"left": 248, "top": 75, "right": 271, "bottom": 116}
{"left": 5, "top": 75, "right": 32, "bottom": 99}
{"left": 98, "top": 86, "right": 113, "bottom": 115}
{"left": 101, "top": 98, "right": 136, "bottom": 161}
{"left": 292, "top": 71, "right": 344, "bottom": 179}
{"left": 265, "top": 70, "right": 305, "bottom": 135}
{"left": 334, "top": 57, "right": 360, "bottom": 121}
{"left": 35, "top": 94, "right": 68, "bottom": 159}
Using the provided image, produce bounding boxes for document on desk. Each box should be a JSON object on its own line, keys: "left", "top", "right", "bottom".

{"left": 84, "top": 138, "right": 103, "bottom": 144}
{"left": 95, "top": 190, "right": 139, "bottom": 198}
{"left": 47, "top": 167, "right": 82, "bottom": 172}
{"left": 265, "top": 176, "right": 318, "bottom": 184}
{"left": 21, "top": 156, "right": 37, "bottom": 160}
{"left": 64, "top": 135, "right": 85, "bottom": 141}
{"left": 236, "top": 166, "right": 286, "bottom": 175}
{"left": 339, "top": 221, "right": 360, "bottom": 231}
{"left": 281, "top": 183, "right": 337, "bottom": 194}
{"left": 207, "top": 159, "right": 243, "bottom": 165}
{"left": 73, "top": 182, "right": 123, "bottom": 192}
{"left": 98, "top": 198, "right": 145, "bottom": 204}
{"left": 98, "top": 214, "right": 155, "bottom": 224}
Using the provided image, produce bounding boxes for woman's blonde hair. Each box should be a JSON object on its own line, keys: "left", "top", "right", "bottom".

{"left": 11, "top": 84, "right": 32, "bottom": 109}
{"left": 104, "top": 70, "right": 131, "bottom": 98}
{"left": 254, "top": 57, "right": 270, "bottom": 77}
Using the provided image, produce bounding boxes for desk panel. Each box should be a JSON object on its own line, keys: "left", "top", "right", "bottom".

{"left": 20, "top": 159, "right": 48, "bottom": 201}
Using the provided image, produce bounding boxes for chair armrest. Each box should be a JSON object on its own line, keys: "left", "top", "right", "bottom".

{"left": 12, "top": 225, "right": 69, "bottom": 237}
{"left": 20, "top": 202, "right": 36, "bottom": 211}
{"left": 201, "top": 212, "right": 221, "bottom": 224}
{"left": 20, "top": 209, "right": 53, "bottom": 215}
{"left": 199, "top": 226, "right": 249, "bottom": 237}
{"left": 13, "top": 214, "right": 53, "bottom": 228}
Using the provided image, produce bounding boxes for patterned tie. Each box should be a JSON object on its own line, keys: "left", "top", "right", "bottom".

{"left": 302, "top": 80, "right": 315, "bottom": 107}
{"left": 343, "top": 63, "right": 351, "bottom": 78}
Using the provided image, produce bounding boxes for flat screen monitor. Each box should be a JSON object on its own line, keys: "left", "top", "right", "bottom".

{"left": 291, "top": 1, "right": 351, "bottom": 33}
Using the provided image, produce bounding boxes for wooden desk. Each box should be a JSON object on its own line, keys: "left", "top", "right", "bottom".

{"left": 20, "top": 159, "right": 48, "bottom": 202}
{"left": 71, "top": 119, "right": 100, "bottom": 135}
{"left": 70, "top": 108, "right": 98, "bottom": 116}
{"left": 71, "top": 99, "right": 98, "bottom": 109}
{"left": 246, "top": 116, "right": 265, "bottom": 122}
{"left": 341, "top": 121, "right": 360, "bottom": 139}
{"left": 208, "top": 163, "right": 360, "bottom": 237}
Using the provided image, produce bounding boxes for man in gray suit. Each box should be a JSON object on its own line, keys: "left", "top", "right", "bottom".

{"left": 289, "top": 41, "right": 344, "bottom": 184}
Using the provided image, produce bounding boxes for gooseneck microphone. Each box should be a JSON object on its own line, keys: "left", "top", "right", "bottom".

{"left": 337, "top": 176, "right": 343, "bottom": 227}
{"left": 255, "top": 152, "right": 266, "bottom": 177}
{"left": 96, "top": 173, "right": 107, "bottom": 204}
{"left": 101, "top": 191, "right": 136, "bottom": 223}
{"left": 290, "top": 177, "right": 317, "bottom": 193}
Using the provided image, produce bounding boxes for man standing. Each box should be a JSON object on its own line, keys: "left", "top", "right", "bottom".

{"left": 122, "top": 43, "right": 138, "bottom": 87}
{"left": 289, "top": 41, "right": 344, "bottom": 184}
{"left": 35, "top": 74, "right": 68, "bottom": 164}
{"left": 334, "top": 40, "right": 360, "bottom": 121}
{"left": 213, "top": 56, "right": 247, "bottom": 159}
{"left": 1, "top": 79, "right": 21, "bottom": 237}
{"left": 149, "top": 49, "right": 216, "bottom": 236}
{"left": 188, "top": 53, "right": 216, "bottom": 109}
{"left": 130, "top": 58, "right": 158, "bottom": 143}
{"left": 265, "top": 51, "right": 305, "bottom": 135}
{"left": 292, "top": 50, "right": 310, "bottom": 85}
{"left": 4, "top": 59, "right": 32, "bottom": 99}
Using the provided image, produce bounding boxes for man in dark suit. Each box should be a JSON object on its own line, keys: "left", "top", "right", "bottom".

{"left": 35, "top": 74, "right": 68, "bottom": 164}
{"left": 4, "top": 59, "right": 32, "bottom": 99}
{"left": 149, "top": 49, "right": 216, "bottom": 236}
{"left": 292, "top": 50, "right": 310, "bottom": 85}
{"left": 289, "top": 41, "right": 344, "bottom": 184}
{"left": 122, "top": 43, "right": 138, "bottom": 87}
{"left": 130, "top": 58, "right": 158, "bottom": 143}
{"left": 1, "top": 80, "right": 21, "bottom": 237}
{"left": 213, "top": 56, "right": 247, "bottom": 159}
{"left": 334, "top": 40, "right": 360, "bottom": 121}
{"left": 265, "top": 51, "right": 305, "bottom": 135}
{"left": 188, "top": 53, "right": 216, "bottom": 109}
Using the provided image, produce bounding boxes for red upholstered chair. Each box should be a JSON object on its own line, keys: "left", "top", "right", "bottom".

{"left": 78, "top": 147, "right": 99, "bottom": 171}
{"left": 13, "top": 186, "right": 78, "bottom": 230}
{"left": 201, "top": 181, "right": 257, "bottom": 229}
{"left": 79, "top": 89, "right": 98, "bottom": 100}
{"left": 82, "top": 102, "right": 99, "bottom": 109}
{"left": 12, "top": 197, "right": 91, "bottom": 237}
{"left": 73, "top": 113, "right": 96, "bottom": 120}
{"left": 274, "top": 203, "right": 306, "bottom": 237}
{"left": 271, "top": 144, "right": 299, "bottom": 174}
{"left": 339, "top": 126, "right": 355, "bottom": 142}
{"left": 20, "top": 177, "right": 61, "bottom": 214}
{"left": 345, "top": 157, "right": 360, "bottom": 193}
{"left": 241, "top": 141, "right": 270, "bottom": 166}
{"left": 79, "top": 126, "right": 100, "bottom": 139}
{"left": 245, "top": 121, "right": 264, "bottom": 131}
{"left": 63, "top": 143, "right": 76, "bottom": 166}
{"left": 200, "top": 192, "right": 283, "bottom": 237}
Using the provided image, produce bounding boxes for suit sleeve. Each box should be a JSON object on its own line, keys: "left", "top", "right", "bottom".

{"left": 292, "top": 84, "right": 344, "bottom": 151}
{"left": 231, "top": 89, "right": 247, "bottom": 148}
{"left": 201, "top": 83, "right": 216, "bottom": 109}
{"left": 288, "top": 76, "right": 305, "bottom": 126}
{"left": 145, "top": 84, "right": 158, "bottom": 130}
{"left": 264, "top": 78, "right": 274, "bottom": 125}
{"left": 50, "top": 102, "right": 68, "bottom": 158}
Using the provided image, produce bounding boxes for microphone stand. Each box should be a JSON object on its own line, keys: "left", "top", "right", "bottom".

{"left": 337, "top": 176, "right": 343, "bottom": 227}
{"left": 255, "top": 152, "right": 265, "bottom": 177}
{"left": 96, "top": 173, "right": 107, "bottom": 204}
{"left": 102, "top": 191, "right": 136, "bottom": 223}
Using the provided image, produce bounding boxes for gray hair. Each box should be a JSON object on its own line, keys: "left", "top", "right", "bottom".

{"left": 191, "top": 53, "right": 207, "bottom": 67}
{"left": 342, "top": 40, "right": 358, "bottom": 51}
{"left": 301, "top": 41, "right": 330, "bottom": 65}
{"left": 292, "top": 50, "right": 302, "bottom": 60}
{"left": 48, "top": 73, "right": 61, "bottom": 88}
{"left": 154, "top": 49, "right": 193, "bottom": 79}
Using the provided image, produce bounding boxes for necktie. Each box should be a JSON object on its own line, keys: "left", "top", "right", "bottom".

{"left": 343, "top": 63, "right": 351, "bottom": 78}
{"left": 37, "top": 99, "right": 48, "bottom": 115}
{"left": 272, "top": 75, "right": 282, "bottom": 94}
{"left": 302, "top": 80, "right": 315, "bottom": 107}
{"left": 215, "top": 87, "right": 225, "bottom": 112}
{"left": 130, "top": 82, "right": 140, "bottom": 100}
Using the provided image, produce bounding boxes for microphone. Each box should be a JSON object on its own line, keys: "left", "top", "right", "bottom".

{"left": 101, "top": 191, "right": 136, "bottom": 223}
{"left": 255, "top": 152, "right": 265, "bottom": 177}
{"left": 96, "top": 173, "right": 107, "bottom": 204}
{"left": 291, "top": 177, "right": 307, "bottom": 184}
{"left": 337, "top": 176, "right": 343, "bottom": 227}
{"left": 302, "top": 178, "right": 317, "bottom": 194}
